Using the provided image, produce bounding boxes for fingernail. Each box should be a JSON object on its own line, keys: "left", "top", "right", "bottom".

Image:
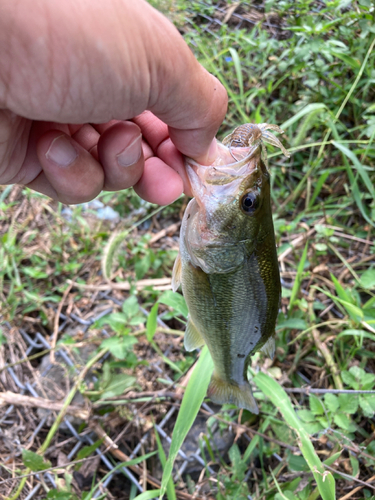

{"left": 116, "top": 134, "right": 142, "bottom": 167}
{"left": 46, "top": 135, "right": 78, "bottom": 166}
{"left": 204, "top": 139, "right": 218, "bottom": 165}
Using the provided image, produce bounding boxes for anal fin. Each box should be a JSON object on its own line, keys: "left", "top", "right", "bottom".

{"left": 184, "top": 318, "right": 205, "bottom": 352}
{"left": 260, "top": 336, "right": 275, "bottom": 360}
{"left": 207, "top": 371, "right": 259, "bottom": 414}
{"left": 172, "top": 252, "right": 182, "bottom": 292}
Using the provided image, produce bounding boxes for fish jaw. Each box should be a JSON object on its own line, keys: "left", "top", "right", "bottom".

{"left": 182, "top": 147, "right": 268, "bottom": 274}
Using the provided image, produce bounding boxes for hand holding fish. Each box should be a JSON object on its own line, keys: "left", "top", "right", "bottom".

{"left": 173, "top": 124, "right": 289, "bottom": 413}
{"left": 0, "top": 0, "right": 227, "bottom": 205}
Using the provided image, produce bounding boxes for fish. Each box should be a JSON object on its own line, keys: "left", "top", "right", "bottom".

{"left": 172, "top": 123, "right": 289, "bottom": 414}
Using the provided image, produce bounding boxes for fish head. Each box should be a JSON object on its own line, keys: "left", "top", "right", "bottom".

{"left": 183, "top": 142, "right": 272, "bottom": 273}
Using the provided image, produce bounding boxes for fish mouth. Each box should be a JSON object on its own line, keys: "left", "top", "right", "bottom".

{"left": 185, "top": 142, "right": 261, "bottom": 171}
{"left": 184, "top": 142, "right": 262, "bottom": 205}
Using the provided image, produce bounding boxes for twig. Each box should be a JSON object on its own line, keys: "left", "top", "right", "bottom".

{"left": 0, "top": 348, "right": 52, "bottom": 372}
{"left": 148, "top": 222, "right": 181, "bottom": 245}
{"left": 0, "top": 391, "right": 89, "bottom": 419}
{"left": 278, "top": 225, "right": 317, "bottom": 262}
{"left": 67, "top": 277, "right": 172, "bottom": 291}
{"left": 338, "top": 474, "right": 375, "bottom": 500}
{"left": 50, "top": 281, "right": 73, "bottom": 363}
{"left": 0, "top": 455, "right": 102, "bottom": 486}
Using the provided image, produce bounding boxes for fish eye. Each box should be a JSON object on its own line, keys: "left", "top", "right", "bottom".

{"left": 240, "top": 190, "right": 260, "bottom": 215}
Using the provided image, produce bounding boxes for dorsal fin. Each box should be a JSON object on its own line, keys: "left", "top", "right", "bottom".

{"left": 184, "top": 318, "right": 205, "bottom": 351}
{"left": 171, "top": 252, "right": 182, "bottom": 292}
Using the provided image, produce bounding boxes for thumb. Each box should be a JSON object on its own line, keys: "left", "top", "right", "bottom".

{"left": 141, "top": 3, "right": 228, "bottom": 164}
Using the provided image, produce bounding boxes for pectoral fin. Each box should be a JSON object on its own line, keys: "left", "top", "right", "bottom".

{"left": 260, "top": 336, "right": 275, "bottom": 360}
{"left": 207, "top": 371, "right": 259, "bottom": 414}
{"left": 172, "top": 252, "right": 182, "bottom": 292}
{"left": 184, "top": 318, "right": 205, "bottom": 351}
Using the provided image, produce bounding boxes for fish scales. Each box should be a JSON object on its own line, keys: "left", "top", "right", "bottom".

{"left": 173, "top": 123, "right": 288, "bottom": 413}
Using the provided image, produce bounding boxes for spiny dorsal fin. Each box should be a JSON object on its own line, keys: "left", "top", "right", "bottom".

{"left": 171, "top": 252, "right": 182, "bottom": 292}
{"left": 207, "top": 371, "right": 259, "bottom": 414}
{"left": 260, "top": 336, "right": 275, "bottom": 360}
{"left": 184, "top": 318, "right": 205, "bottom": 352}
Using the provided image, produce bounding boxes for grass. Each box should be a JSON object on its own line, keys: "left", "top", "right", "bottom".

{"left": 1, "top": 0, "right": 375, "bottom": 499}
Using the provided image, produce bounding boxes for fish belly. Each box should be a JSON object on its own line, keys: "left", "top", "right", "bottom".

{"left": 181, "top": 241, "right": 280, "bottom": 412}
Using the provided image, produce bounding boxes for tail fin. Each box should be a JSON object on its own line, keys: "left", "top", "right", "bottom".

{"left": 207, "top": 371, "right": 259, "bottom": 414}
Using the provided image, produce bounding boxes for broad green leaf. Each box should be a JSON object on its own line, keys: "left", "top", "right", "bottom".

{"left": 100, "top": 373, "right": 136, "bottom": 399}
{"left": 135, "top": 254, "right": 151, "bottom": 280}
{"left": 229, "top": 443, "right": 247, "bottom": 480}
{"left": 77, "top": 439, "right": 104, "bottom": 461}
{"left": 310, "top": 395, "right": 324, "bottom": 416}
{"left": 22, "top": 449, "right": 51, "bottom": 472}
{"left": 254, "top": 373, "right": 336, "bottom": 500}
{"left": 333, "top": 413, "right": 355, "bottom": 431}
{"left": 360, "top": 269, "right": 375, "bottom": 289}
{"left": 159, "top": 290, "right": 188, "bottom": 319}
{"left": 159, "top": 346, "right": 214, "bottom": 498}
{"left": 303, "top": 422, "right": 325, "bottom": 435}
{"left": 298, "top": 409, "right": 316, "bottom": 422}
{"left": 146, "top": 303, "right": 159, "bottom": 342}
{"left": 359, "top": 396, "right": 375, "bottom": 417}
{"left": 341, "top": 370, "right": 358, "bottom": 389}
{"left": 277, "top": 318, "right": 307, "bottom": 330}
{"left": 288, "top": 454, "right": 309, "bottom": 472}
{"left": 122, "top": 295, "right": 140, "bottom": 318}
{"left": 100, "top": 336, "right": 137, "bottom": 359}
{"left": 324, "top": 393, "right": 339, "bottom": 413}
{"left": 338, "top": 393, "right": 358, "bottom": 414}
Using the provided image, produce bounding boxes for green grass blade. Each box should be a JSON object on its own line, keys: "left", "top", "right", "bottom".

{"left": 332, "top": 141, "right": 375, "bottom": 200}
{"left": 328, "top": 125, "right": 374, "bottom": 226}
{"left": 308, "top": 171, "right": 330, "bottom": 209}
{"left": 281, "top": 103, "right": 327, "bottom": 130}
{"left": 154, "top": 426, "right": 176, "bottom": 500}
{"left": 133, "top": 491, "right": 161, "bottom": 500}
{"left": 228, "top": 48, "right": 244, "bottom": 99}
{"left": 288, "top": 242, "right": 308, "bottom": 314}
{"left": 254, "top": 373, "right": 336, "bottom": 500}
{"left": 159, "top": 346, "right": 214, "bottom": 498}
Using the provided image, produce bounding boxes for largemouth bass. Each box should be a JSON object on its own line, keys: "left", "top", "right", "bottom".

{"left": 172, "top": 123, "right": 289, "bottom": 414}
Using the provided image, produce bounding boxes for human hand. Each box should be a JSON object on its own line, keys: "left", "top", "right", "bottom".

{"left": 0, "top": 0, "right": 227, "bottom": 205}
